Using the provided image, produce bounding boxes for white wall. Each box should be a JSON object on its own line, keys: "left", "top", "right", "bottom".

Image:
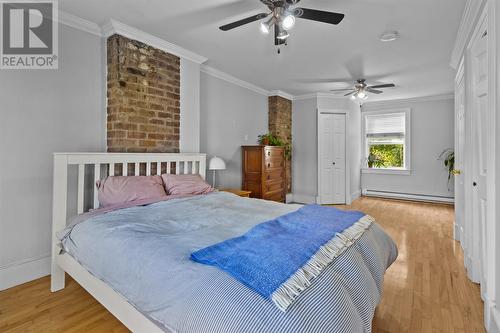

{"left": 291, "top": 97, "right": 318, "bottom": 203}
{"left": 180, "top": 59, "right": 201, "bottom": 153}
{"left": 292, "top": 95, "right": 362, "bottom": 204}
{"left": 199, "top": 72, "right": 268, "bottom": 188}
{"left": 0, "top": 25, "right": 105, "bottom": 290}
{"left": 361, "top": 97, "right": 455, "bottom": 199}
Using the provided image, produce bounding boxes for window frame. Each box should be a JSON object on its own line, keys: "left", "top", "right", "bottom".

{"left": 361, "top": 108, "right": 411, "bottom": 175}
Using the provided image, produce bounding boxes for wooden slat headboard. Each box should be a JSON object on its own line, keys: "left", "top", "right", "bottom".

{"left": 50, "top": 153, "right": 206, "bottom": 296}
{"left": 51, "top": 152, "right": 206, "bottom": 250}
{"left": 53, "top": 152, "right": 206, "bottom": 214}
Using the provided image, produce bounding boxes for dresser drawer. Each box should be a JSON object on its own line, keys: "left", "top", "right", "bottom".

{"left": 264, "top": 169, "right": 285, "bottom": 181}
{"left": 263, "top": 190, "right": 285, "bottom": 203}
{"left": 264, "top": 147, "right": 284, "bottom": 159}
{"left": 265, "top": 179, "right": 285, "bottom": 193}
{"left": 264, "top": 159, "right": 285, "bottom": 169}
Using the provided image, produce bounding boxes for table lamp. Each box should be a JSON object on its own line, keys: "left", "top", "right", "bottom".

{"left": 209, "top": 156, "right": 226, "bottom": 187}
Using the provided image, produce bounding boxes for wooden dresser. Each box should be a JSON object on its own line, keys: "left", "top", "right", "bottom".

{"left": 242, "top": 145, "right": 286, "bottom": 203}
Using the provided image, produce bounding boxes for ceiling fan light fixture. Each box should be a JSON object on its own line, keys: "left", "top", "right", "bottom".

{"left": 260, "top": 16, "right": 275, "bottom": 34}
{"left": 260, "top": 22, "right": 269, "bottom": 34}
{"left": 260, "top": 21, "right": 271, "bottom": 34}
{"left": 276, "top": 29, "right": 289, "bottom": 40}
{"left": 282, "top": 14, "right": 295, "bottom": 30}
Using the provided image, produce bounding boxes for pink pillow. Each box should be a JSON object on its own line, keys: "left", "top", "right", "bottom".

{"left": 96, "top": 175, "right": 167, "bottom": 208}
{"left": 161, "top": 174, "right": 214, "bottom": 195}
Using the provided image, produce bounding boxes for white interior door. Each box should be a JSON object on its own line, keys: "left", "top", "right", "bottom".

{"left": 454, "top": 68, "right": 466, "bottom": 243}
{"left": 471, "top": 26, "right": 488, "bottom": 291}
{"left": 319, "top": 113, "right": 346, "bottom": 204}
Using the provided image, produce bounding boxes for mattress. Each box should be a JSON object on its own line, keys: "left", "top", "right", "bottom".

{"left": 60, "top": 191, "right": 398, "bottom": 333}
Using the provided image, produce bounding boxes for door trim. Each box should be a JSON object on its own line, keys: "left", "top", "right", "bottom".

{"left": 317, "top": 109, "right": 351, "bottom": 205}
{"left": 454, "top": 58, "right": 465, "bottom": 243}
{"left": 485, "top": 2, "right": 498, "bottom": 328}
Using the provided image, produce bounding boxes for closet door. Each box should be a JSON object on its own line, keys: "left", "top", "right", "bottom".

{"left": 318, "top": 113, "right": 346, "bottom": 204}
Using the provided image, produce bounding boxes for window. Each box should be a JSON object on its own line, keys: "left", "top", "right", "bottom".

{"left": 362, "top": 109, "right": 411, "bottom": 174}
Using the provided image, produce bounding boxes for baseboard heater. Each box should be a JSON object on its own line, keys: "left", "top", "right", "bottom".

{"left": 362, "top": 189, "right": 454, "bottom": 204}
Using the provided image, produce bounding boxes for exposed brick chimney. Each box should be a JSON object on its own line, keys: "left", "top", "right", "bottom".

{"left": 107, "top": 34, "right": 180, "bottom": 153}
{"left": 268, "top": 95, "right": 292, "bottom": 193}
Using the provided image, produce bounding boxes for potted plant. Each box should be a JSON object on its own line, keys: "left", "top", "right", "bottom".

{"left": 257, "top": 133, "right": 291, "bottom": 160}
{"left": 438, "top": 148, "right": 455, "bottom": 183}
{"left": 258, "top": 133, "right": 272, "bottom": 146}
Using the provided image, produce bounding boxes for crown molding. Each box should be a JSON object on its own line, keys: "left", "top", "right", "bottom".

{"left": 293, "top": 92, "right": 319, "bottom": 100}
{"left": 102, "top": 19, "right": 207, "bottom": 64}
{"left": 58, "top": 10, "right": 102, "bottom": 36}
{"left": 268, "top": 90, "right": 294, "bottom": 101}
{"left": 200, "top": 65, "right": 269, "bottom": 96}
{"left": 450, "top": 0, "right": 486, "bottom": 69}
{"left": 362, "top": 93, "right": 454, "bottom": 110}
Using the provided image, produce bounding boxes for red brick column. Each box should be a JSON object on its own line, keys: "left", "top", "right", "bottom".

{"left": 268, "top": 95, "right": 292, "bottom": 193}
{"left": 107, "top": 34, "right": 180, "bottom": 153}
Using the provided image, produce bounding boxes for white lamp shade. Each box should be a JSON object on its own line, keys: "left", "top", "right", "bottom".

{"left": 209, "top": 156, "right": 226, "bottom": 170}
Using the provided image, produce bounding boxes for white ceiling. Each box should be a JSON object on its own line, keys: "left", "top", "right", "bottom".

{"left": 60, "top": 0, "right": 466, "bottom": 100}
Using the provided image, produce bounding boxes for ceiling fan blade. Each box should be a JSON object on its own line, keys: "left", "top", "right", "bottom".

{"left": 344, "top": 91, "right": 356, "bottom": 96}
{"left": 368, "top": 83, "right": 395, "bottom": 89}
{"left": 293, "top": 8, "right": 345, "bottom": 25}
{"left": 219, "top": 13, "right": 269, "bottom": 31}
{"left": 366, "top": 88, "right": 383, "bottom": 94}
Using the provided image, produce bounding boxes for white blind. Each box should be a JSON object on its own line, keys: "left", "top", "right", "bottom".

{"left": 365, "top": 112, "right": 405, "bottom": 136}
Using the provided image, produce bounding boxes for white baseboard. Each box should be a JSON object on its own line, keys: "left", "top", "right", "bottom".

{"left": 290, "top": 193, "right": 317, "bottom": 204}
{"left": 0, "top": 254, "right": 50, "bottom": 290}
{"left": 485, "top": 299, "right": 500, "bottom": 333}
{"left": 351, "top": 190, "right": 361, "bottom": 201}
{"left": 491, "top": 307, "right": 500, "bottom": 333}
{"left": 362, "top": 189, "right": 454, "bottom": 204}
{"left": 285, "top": 193, "right": 294, "bottom": 203}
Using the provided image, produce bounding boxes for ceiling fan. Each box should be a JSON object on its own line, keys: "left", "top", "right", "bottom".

{"left": 331, "top": 79, "right": 396, "bottom": 100}
{"left": 219, "top": 0, "right": 344, "bottom": 49}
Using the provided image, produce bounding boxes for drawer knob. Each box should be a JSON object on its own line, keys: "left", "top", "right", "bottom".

{"left": 268, "top": 163, "right": 271, "bottom": 167}
{"left": 268, "top": 151, "right": 271, "bottom": 156}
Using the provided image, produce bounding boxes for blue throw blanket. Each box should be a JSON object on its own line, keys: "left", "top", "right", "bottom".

{"left": 191, "top": 205, "right": 373, "bottom": 311}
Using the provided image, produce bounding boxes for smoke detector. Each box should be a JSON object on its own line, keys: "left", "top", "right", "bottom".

{"left": 380, "top": 31, "right": 400, "bottom": 42}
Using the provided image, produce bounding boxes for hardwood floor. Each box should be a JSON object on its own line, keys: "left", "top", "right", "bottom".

{"left": 340, "top": 197, "right": 484, "bottom": 333}
{"left": 0, "top": 197, "right": 484, "bottom": 332}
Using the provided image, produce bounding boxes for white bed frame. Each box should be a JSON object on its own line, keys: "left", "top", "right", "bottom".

{"left": 51, "top": 153, "right": 207, "bottom": 333}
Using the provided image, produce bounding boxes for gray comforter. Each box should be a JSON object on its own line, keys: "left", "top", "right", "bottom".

{"left": 61, "top": 192, "right": 397, "bottom": 333}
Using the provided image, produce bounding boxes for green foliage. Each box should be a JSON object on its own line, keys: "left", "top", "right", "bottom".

{"left": 258, "top": 133, "right": 282, "bottom": 146}
{"left": 438, "top": 149, "right": 455, "bottom": 182}
{"left": 257, "top": 133, "right": 291, "bottom": 160}
{"left": 368, "top": 144, "right": 404, "bottom": 168}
